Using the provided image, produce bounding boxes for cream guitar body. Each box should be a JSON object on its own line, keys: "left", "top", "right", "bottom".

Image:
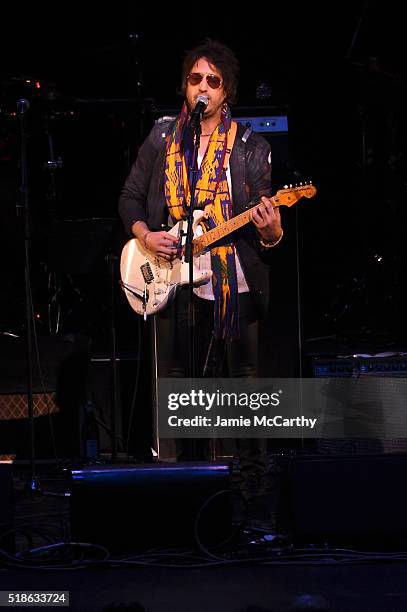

{"left": 120, "top": 211, "right": 212, "bottom": 317}
{"left": 120, "top": 184, "right": 316, "bottom": 317}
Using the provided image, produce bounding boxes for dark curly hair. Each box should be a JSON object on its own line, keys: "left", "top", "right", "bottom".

{"left": 180, "top": 39, "right": 239, "bottom": 104}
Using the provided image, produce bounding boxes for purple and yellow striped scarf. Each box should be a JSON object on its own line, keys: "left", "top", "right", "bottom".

{"left": 164, "top": 103, "right": 239, "bottom": 339}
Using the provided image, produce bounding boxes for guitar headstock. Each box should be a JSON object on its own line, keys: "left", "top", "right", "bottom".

{"left": 274, "top": 182, "right": 316, "bottom": 207}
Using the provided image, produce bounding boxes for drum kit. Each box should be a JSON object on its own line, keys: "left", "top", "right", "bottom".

{"left": 0, "top": 63, "right": 152, "bottom": 466}
{"left": 0, "top": 73, "right": 152, "bottom": 338}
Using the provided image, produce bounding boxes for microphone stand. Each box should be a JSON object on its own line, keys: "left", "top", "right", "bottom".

{"left": 106, "top": 253, "right": 119, "bottom": 462}
{"left": 16, "top": 98, "right": 40, "bottom": 493}
{"left": 184, "top": 116, "right": 202, "bottom": 379}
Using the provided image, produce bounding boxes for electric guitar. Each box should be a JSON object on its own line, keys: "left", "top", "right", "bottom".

{"left": 120, "top": 183, "right": 316, "bottom": 317}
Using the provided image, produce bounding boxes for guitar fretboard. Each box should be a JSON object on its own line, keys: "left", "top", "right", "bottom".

{"left": 192, "top": 198, "right": 269, "bottom": 256}
{"left": 191, "top": 184, "right": 315, "bottom": 256}
{"left": 193, "top": 202, "right": 262, "bottom": 257}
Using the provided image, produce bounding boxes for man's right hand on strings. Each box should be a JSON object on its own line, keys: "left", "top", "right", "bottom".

{"left": 131, "top": 221, "right": 179, "bottom": 260}
{"left": 144, "top": 231, "right": 180, "bottom": 261}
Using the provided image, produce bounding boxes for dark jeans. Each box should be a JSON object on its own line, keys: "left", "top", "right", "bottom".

{"left": 156, "top": 287, "right": 258, "bottom": 379}
{"left": 155, "top": 288, "right": 274, "bottom": 506}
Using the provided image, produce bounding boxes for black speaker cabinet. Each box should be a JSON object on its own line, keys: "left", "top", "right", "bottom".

{"left": 278, "top": 453, "right": 407, "bottom": 546}
{"left": 88, "top": 352, "right": 152, "bottom": 459}
{"left": 0, "top": 334, "right": 90, "bottom": 459}
{"left": 70, "top": 462, "right": 232, "bottom": 552}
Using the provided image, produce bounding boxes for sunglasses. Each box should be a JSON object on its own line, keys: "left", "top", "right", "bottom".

{"left": 186, "top": 72, "right": 222, "bottom": 89}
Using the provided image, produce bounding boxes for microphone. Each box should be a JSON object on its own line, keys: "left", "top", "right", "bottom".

{"left": 189, "top": 95, "right": 208, "bottom": 128}
{"left": 17, "top": 98, "right": 30, "bottom": 114}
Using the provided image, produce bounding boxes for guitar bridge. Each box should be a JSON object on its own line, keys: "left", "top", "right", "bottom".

{"left": 140, "top": 262, "right": 154, "bottom": 283}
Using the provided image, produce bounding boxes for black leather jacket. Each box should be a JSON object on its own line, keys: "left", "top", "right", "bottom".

{"left": 119, "top": 118, "right": 274, "bottom": 317}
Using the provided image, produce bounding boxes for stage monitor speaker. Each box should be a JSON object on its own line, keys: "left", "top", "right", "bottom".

{"left": 70, "top": 462, "right": 232, "bottom": 552}
{"left": 278, "top": 453, "right": 407, "bottom": 546}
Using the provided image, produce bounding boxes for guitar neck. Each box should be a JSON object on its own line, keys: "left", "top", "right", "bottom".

{"left": 192, "top": 197, "right": 273, "bottom": 256}
{"left": 191, "top": 183, "right": 315, "bottom": 255}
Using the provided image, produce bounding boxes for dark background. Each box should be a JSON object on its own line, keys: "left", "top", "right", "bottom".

{"left": 3, "top": 9, "right": 407, "bottom": 599}
{"left": 1, "top": 0, "right": 407, "bottom": 372}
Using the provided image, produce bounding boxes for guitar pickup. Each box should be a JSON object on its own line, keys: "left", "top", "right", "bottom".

{"left": 140, "top": 262, "right": 154, "bottom": 283}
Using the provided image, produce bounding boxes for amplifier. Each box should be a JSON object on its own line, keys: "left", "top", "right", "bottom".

{"left": 0, "top": 334, "right": 89, "bottom": 459}
{"left": 153, "top": 108, "right": 288, "bottom": 133}
{"left": 0, "top": 392, "right": 58, "bottom": 421}
{"left": 153, "top": 108, "right": 290, "bottom": 184}
{"left": 312, "top": 352, "right": 407, "bottom": 455}
{"left": 312, "top": 353, "right": 407, "bottom": 377}
{"left": 234, "top": 115, "right": 288, "bottom": 133}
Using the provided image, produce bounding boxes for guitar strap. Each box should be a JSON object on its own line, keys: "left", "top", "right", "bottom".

{"left": 224, "top": 120, "right": 238, "bottom": 171}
